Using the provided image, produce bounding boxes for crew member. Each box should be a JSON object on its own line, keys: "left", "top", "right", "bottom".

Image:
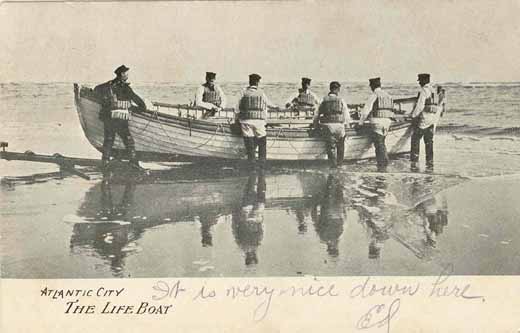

{"left": 410, "top": 73, "right": 441, "bottom": 169}
{"left": 94, "top": 65, "right": 146, "bottom": 169}
{"left": 237, "top": 73, "right": 277, "bottom": 168}
{"left": 358, "top": 77, "right": 394, "bottom": 171}
{"left": 285, "top": 77, "right": 320, "bottom": 109}
{"left": 194, "top": 72, "right": 227, "bottom": 117}
{"left": 315, "top": 81, "right": 350, "bottom": 168}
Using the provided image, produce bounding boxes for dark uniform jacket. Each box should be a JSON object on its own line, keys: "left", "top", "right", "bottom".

{"left": 94, "top": 79, "right": 146, "bottom": 121}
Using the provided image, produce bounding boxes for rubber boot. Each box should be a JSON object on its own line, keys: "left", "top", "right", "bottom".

{"left": 410, "top": 161, "right": 419, "bottom": 172}
{"left": 425, "top": 160, "right": 434, "bottom": 173}
{"left": 336, "top": 138, "right": 345, "bottom": 166}
{"left": 327, "top": 144, "right": 337, "bottom": 168}
{"left": 244, "top": 137, "right": 256, "bottom": 168}
{"left": 425, "top": 144, "right": 434, "bottom": 170}
{"left": 256, "top": 167, "right": 266, "bottom": 202}
{"left": 257, "top": 136, "right": 267, "bottom": 169}
{"left": 128, "top": 149, "right": 141, "bottom": 169}
{"left": 410, "top": 130, "right": 421, "bottom": 163}
{"left": 101, "top": 143, "right": 112, "bottom": 170}
{"left": 374, "top": 135, "right": 388, "bottom": 172}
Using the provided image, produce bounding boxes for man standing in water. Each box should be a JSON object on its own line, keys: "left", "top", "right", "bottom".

{"left": 315, "top": 81, "right": 350, "bottom": 168}
{"left": 237, "top": 73, "right": 277, "bottom": 168}
{"left": 410, "top": 73, "right": 440, "bottom": 170}
{"left": 358, "top": 77, "right": 395, "bottom": 172}
{"left": 194, "top": 72, "right": 227, "bottom": 117}
{"left": 94, "top": 65, "right": 146, "bottom": 169}
{"left": 284, "top": 77, "right": 320, "bottom": 109}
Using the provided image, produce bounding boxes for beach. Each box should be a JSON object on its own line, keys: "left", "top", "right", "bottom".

{"left": 1, "top": 82, "right": 520, "bottom": 278}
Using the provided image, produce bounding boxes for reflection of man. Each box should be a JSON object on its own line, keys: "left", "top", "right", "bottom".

{"left": 354, "top": 176, "right": 390, "bottom": 259}
{"left": 199, "top": 212, "right": 219, "bottom": 247}
{"left": 368, "top": 230, "right": 388, "bottom": 259}
{"left": 70, "top": 176, "right": 137, "bottom": 275}
{"left": 415, "top": 196, "right": 449, "bottom": 247}
{"left": 100, "top": 175, "right": 136, "bottom": 219}
{"left": 231, "top": 170, "right": 266, "bottom": 266}
{"left": 313, "top": 174, "right": 346, "bottom": 257}
{"left": 295, "top": 209, "right": 308, "bottom": 234}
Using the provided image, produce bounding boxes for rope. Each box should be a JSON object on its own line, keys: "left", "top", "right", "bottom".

{"left": 267, "top": 128, "right": 285, "bottom": 149}
{"left": 269, "top": 126, "right": 328, "bottom": 157}
{"left": 190, "top": 123, "right": 225, "bottom": 150}
{"left": 131, "top": 110, "right": 153, "bottom": 135}
{"left": 158, "top": 121, "right": 178, "bottom": 146}
{"left": 135, "top": 107, "right": 330, "bottom": 158}
{"left": 156, "top": 116, "right": 225, "bottom": 152}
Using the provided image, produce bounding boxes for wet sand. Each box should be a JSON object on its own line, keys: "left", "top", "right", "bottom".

{"left": 2, "top": 164, "right": 518, "bottom": 278}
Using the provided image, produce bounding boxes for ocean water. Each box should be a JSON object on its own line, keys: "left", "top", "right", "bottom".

{"left": 1, "top": 82, "right": 519, "bottom": 278}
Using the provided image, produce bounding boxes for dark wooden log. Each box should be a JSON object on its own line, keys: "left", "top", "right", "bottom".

{"left": 0, "top": 151, "right": 101, "bottom": 167}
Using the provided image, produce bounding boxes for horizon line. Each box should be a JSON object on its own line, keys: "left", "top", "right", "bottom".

{"left": 2, "top": 80, "right": 520, "bottom": 85}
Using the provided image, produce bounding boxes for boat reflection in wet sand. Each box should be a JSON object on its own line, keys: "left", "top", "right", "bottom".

{"left": 69, "top": 166, "right": 457, "bottom": 276}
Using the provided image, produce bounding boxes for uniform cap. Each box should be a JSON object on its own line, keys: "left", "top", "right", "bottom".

{"left": 329, "top": 81, "right": 341, "bottom": 90}
{"left": 114, "top": 65, "right": 130, "bottom": 75}
{"left": 418, "top": 73, "right": 430, "bottom": 82}
{"left": 206, "top": 72, "right": 216, "bottom": 79}
{"left": 249, "top": 73, "right": 262, "bottom": 81}
{"left": 301, "top": 77, "right": 312, "bottom": 84}
{"left": 369, "top": 77, "right": 381, "bottom": 86}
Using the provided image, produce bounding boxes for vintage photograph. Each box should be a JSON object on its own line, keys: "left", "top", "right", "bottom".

{"left": 1, "top": 0, "right": 519, "bottom": 282}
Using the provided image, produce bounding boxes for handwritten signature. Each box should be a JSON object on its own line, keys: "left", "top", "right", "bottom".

{"left": 356, "top": 298, "right": 401, "bottom": 333}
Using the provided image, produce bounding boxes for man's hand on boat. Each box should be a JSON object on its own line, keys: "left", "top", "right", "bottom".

{"left": 129, "top": 105, "right": 147, "bottom": 113}
{"left": 352, "top": 122, "right": 363, "bottom": 130}
{"left": 200, "top": 106, "right": 222, "bottom": 119}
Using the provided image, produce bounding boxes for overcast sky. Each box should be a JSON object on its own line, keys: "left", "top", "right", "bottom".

{"left": 1, "top": 0, "right": 519, "bottom": 83}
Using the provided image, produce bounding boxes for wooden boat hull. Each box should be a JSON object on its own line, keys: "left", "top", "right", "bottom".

{"left": 73, "top": 84, "right": 414, "bottom": 162}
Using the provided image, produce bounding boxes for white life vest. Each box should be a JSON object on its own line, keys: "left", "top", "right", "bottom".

{"left": 111, "top": 109, "right": 130, "bottom": 120}
{"left": 371, "top": 89, "right": 394, "bottom": 118}
{"left": 319, "top": 95, "right": 344, "bottom": 123}
{"left": 293, "top": 89, "right": 316, "bottom": 106}
{"left": 424, "top": 86, "right": 439, "bottom": 113}
{"left": 202, "top": 85, "right": 222, "bottom": 106}
{"left": 239, "top": 88, "right": 267, "bottom": 120}
{"left": 110, "top": 100, "right": 132, "bottom": 120}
